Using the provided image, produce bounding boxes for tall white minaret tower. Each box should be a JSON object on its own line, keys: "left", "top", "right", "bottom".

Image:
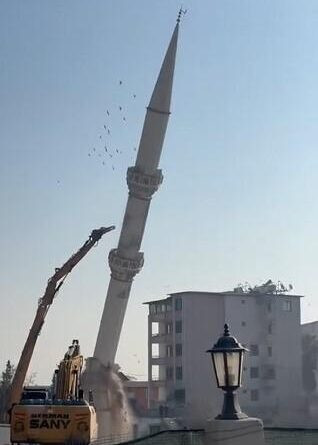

{"left": 94, "top": 16, "right": 181, "bottom": 367}
{"left": 83, "top": 14, "right": 182, "bottom": 438}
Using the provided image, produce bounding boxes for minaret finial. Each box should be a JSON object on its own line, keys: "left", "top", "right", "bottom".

{"left": 177, "top": 6, "right": 187, "bottom": 24}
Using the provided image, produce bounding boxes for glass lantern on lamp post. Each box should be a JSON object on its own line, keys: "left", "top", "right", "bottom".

{"left": 206, "top": 323, "right": 248, "bottom": 420}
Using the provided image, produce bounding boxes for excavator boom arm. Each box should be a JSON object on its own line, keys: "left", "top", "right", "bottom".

{"left": 9, "top": 225, "right": 115, "bottom": 409}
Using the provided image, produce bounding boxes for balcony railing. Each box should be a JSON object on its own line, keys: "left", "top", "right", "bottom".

{"left": 151, "top": 333, "right": 173, "bottom": 343}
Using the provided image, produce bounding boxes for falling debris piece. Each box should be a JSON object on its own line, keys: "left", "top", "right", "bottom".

{"left": 133, "top": 147, "right": 137, "bottom": 151}
{"left": 123, "top": 117, "right": 126, "bottom": 121}
{"left": 106, "top": 110, "right": 110, "bottom": 116}
{"left": 88, "top": 153, "right": 91, "bottom": 157}
{"left": 108, "top": 129, "right": 110, "bottom": 135}
{"left": 119, "top": 80, "right": 122, "bottom": 85}
{"left": 133, "top": 94, "right": 136, "bottom": 98}
{"left": 99, "top": 135, "right": 102, "bottom": 139}
{"left": 112, "top": 165, "right": 115, "bottom": 170}
{"left": 93, "top": 148, "right": 96, "bottom": 152}
{"left": 116, "top": 149, "right": 119, "bottom": 153}
{"left": 119, "top": 106, "right": 122, "bottom": 111}
{"left": 104, "top": 146, "right": 108, "bottom": 152}
{"left": 102, "top": 161, "right": 105, "bottom": 165}
{"left": 104, "top": 125, "right": 107, "bottom": 130}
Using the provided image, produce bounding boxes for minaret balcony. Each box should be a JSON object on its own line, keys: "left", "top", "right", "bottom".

{"left": 127, "top": 167, "right": 163, "bottom": 200}
{"left": 108, "top": 249, "right": 144, "bottom": 283}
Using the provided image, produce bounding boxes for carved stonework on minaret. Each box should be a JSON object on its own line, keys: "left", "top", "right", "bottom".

{"left": 126, "top": 167, "right": 163, "bottom": 200}
{"left": 108, "top": 249, "right": 144, "bottom": 283}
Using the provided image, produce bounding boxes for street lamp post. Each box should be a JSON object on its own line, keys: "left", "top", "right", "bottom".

{"left": 206, "top": 324, "right": 248, "bottom": 420}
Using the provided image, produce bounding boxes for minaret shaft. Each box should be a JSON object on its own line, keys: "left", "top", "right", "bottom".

{"left": 94, "top": 23, "right": 179, "bottom": 367}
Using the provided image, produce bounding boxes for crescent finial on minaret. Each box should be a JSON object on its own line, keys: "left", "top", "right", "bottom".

{"left": 177, "top": 6, "right": 187, "bottom": 24}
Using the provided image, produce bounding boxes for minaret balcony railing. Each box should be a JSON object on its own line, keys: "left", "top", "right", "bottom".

{"left": 127, "top": 167, "right": 163, "bottom": 200}
{"left": 108, "top": 249, "right": 144, "bottom": 283}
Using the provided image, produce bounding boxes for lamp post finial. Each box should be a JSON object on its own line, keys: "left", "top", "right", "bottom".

{"left": 224, "top": 323, "right": 230, "bottom": 337}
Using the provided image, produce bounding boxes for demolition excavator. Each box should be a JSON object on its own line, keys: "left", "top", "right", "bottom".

{"left": 8, "top": 225, "right": 115, "bottom": 444}
{"left": 11, "top": 340, "right": 96, "bottom": 445}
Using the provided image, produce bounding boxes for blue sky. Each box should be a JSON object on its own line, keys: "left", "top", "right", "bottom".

{"left": 1, "top": 0, "right": 318, "bottom": 383}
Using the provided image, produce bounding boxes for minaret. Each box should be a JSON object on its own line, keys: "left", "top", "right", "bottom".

{"left": 94, "top": 18, "right": 180, "bottom": 367}
{"left": 82, "top": 16, "right": 182, "bottom": 439}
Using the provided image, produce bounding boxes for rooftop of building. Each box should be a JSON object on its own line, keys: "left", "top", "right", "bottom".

{"left": 144, "top": 287, "right": 303, "bottom": 304}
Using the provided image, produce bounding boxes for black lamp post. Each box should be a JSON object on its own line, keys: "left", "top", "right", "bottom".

{"left": 206, "top": 324, "right": 248, "bottom": 420}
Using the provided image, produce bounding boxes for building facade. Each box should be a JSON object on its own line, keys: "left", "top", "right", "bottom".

{"left": 301, "top": 321, "right": 318, "bottom": 421}
{"left": 145, "top": 289, "right": 304, "bottom": 428}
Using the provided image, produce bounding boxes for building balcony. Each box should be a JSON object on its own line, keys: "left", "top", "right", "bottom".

{"left": 150, "top": 356, "right": 173, "bottom": 365}
{"left": 151, "top": 333, "right": 173, "bottom": 343}
{"left": 149, "top": 312, "right": 173, "bottom": 322}
{"left": 148, "top": 379, "right": 166, "bottom": 386}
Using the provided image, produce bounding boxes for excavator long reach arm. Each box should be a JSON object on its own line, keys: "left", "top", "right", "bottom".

{"left": 8, "top": 225, "right": 115, "bottom": 409}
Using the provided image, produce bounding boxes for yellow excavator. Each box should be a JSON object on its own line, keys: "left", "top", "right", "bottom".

{"left": 9, "top": 226, "right": 115, "bottom": 444}
{"left": 11, "top": 340, "right": 97, "bottom": 444}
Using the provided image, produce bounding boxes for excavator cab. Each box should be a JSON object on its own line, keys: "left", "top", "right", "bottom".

{"left": 20, "top": 387, "right": 50, "bottom": 403}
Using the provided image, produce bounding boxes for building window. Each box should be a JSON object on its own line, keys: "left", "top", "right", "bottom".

{"left": 174, "top": 389, "right": 185, "bottom": 404}
{"left": 166, "top": 345, "right": 173, "bottom": 357}
{"left": 166, "top": 366, "right": 173, "bottom": 380}
{"left": 250, "top": 367, "right": 259, "bottom": 378}
{"left": 152, "top": 365, "right": 159, "bottom": 381}
{"left": 150, "top": 304, "right": 156, "bottom": 314}
{"left": 176, "top": 343, "right": 182, "bottom": 356}
{"left": 175, "top": 320, "right": 182, "bottom": 334}
{"left": 241, "top": 321, "right": 246, "bottom": 327}
{"left": 241, "top": 300, "right": 246, "bottom": 304}
{"left": 176, "top": 366, "right": 183, "bottom": 380}
{"left": 250, "top": 344, "right": 259, "bottom": 356}
{"left": 283, "top": 299, "right": 292, "bottom": 312}
{"left": 166, "top": 323, "right": 173, "bottom": 334}
{"left": 152, "top": 322, "right": 159, "bottom": 335}
{"left": 152, "top": 344, "right": 159, "bottom": 358}
{"left": 268, "top": 323, "right": 273, "bottom": 334}
{"left": 267, "top": 302, "right": 272, "bottom": 312}
{"left": 251, "top": 389, "right": 259, "bottom": 401}
{"left": 175, "top": 298, "right": 182, "bottom": 311}
{"left": 268, "top": 346, "right": 272, "bottom": 357}
{"left": 264, "top": 366, "right": 276, "bottom": 380}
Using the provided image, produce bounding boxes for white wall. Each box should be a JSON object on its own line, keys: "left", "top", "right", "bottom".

{"left": 0, "top": 424, "right": 10, "bottom": 445}
{"left": 179, "top": 293, "right": 225, "bottom": 427}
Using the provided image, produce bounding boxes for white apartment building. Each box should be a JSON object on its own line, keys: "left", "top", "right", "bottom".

{"left": 145, "top": 288, "right": 304, "bottom": 428}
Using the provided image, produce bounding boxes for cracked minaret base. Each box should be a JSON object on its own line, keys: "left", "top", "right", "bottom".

{"left": 82, "top": 19, "right": 180, "bottom": 439}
